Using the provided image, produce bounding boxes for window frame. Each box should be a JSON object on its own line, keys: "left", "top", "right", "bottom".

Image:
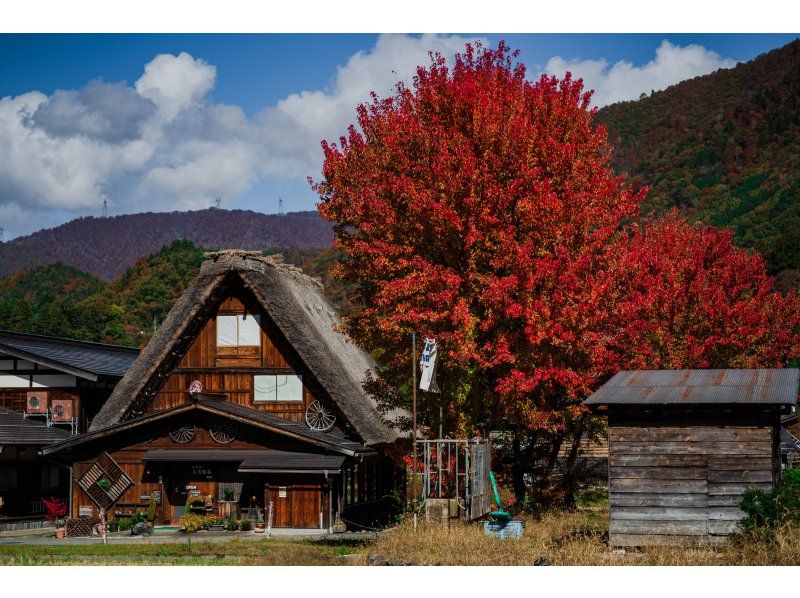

{"left": 253, "top": 373, "right": 304, "bottom": 403}
{"left": 216, "top": 314, "right": 261, "bottom": 348}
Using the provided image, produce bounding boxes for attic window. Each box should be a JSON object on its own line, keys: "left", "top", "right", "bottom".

{"left": 254, "top": 374, "right": 303, "bottom": 402}
{"left": 217, "top": 314, "right": 261, "bottom": 347}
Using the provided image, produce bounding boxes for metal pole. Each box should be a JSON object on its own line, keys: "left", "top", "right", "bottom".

{"left": 412, "top": 332, "right": 418, "bottom": 509}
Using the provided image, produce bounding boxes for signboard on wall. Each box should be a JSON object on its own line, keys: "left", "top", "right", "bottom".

{"left": 278, "top": 487, "right": 287, "bottom": 498}
{"left": 79, "top": 505, "right": 93, "bottom": 517}
{"left": 191, "top": 464, "right": 214, "bottom": 480}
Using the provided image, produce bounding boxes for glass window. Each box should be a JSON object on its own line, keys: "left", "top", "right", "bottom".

{"left": 0, "top": 467, "right": 18, "bottom": 491}
{"left": 41, "top": 466, "right": 59, "bottom": 490}
{"left": 238, "top": 314, "right": 261, "bottom": 346}
{"left": 254, "top": 374, "right": 279, "bottom": 402}
{"left": 254, "top": 374, "right": 303, "bottom": 402}
{"left": 216, "top": 315, "right": 238, "bottom": 347}
{"left": 217, "top": 314, "right": 261, "bottom": 347}
{"left": 276, "top": 374, "right": 303, "bottom": 402}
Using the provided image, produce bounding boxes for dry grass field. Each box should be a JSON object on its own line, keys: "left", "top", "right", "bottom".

{"left": 3, "top": 505, "right": 800, "bottom": 565}
{"left": 367, "top": 508, "right": 800, "bottom": 566}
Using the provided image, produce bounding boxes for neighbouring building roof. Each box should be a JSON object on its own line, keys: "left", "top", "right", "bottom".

{"left": 0, "top": 407, "right": 73, "bottom": 446}
{"left": 584, "top": 368, "right": 800, "bottom": 407}
{"left": 0, "top": 330, "right": 139, "bottom": 381}
{"left": 89, "top": 250, "right": 407, "bottom": 445}
{"left": 42, "top": 398, "right": 368, "bottom": 457}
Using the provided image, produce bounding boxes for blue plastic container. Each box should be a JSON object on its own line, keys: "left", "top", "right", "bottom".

{"left": 483, "top": 519, "right": 525, "bottom": 540}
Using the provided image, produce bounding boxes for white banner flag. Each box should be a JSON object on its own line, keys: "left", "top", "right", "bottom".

{"left": 419, "top": 337, "right": 440, "bottom": 393}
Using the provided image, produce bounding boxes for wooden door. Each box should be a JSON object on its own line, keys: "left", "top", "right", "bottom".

{"left": 266, "top": 483, "right": 321, "bottom": 528}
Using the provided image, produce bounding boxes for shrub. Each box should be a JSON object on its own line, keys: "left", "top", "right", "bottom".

{"left": 42, "top": 496, "right": 67, "bottom": 526}
{"left": 223, "top": 518, "right": 238, "bottom": 531}
{"left": 203, "top": 514, "right": 224, "bottom": 528}
{"left": 179, "top": 513, "right": 204, "bottom": 533}
{"left": 131, "top": 510, "right": 147, "bottom": 525}
{"left": 740, "top": 468, "right": 800, "bottom": 531}
{"left": 146, "top": 495, "right": 157, "bottom": 522}
{"left": 116, "top": 517, "right": 133, "bottom": 531}
{"left": 238, "top": 519, "right": 252, "bottom": 531}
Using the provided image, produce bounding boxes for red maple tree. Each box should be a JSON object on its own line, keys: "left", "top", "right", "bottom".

{"left": 313, "top": 42, "right": 800, "bottom": 500}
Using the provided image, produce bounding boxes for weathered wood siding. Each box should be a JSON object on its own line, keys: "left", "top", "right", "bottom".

{"left": 609, "top": 423, "right": 778, "bottom": 546}
{"left": 147, "top": 292, "right": 326, "bottom": 423}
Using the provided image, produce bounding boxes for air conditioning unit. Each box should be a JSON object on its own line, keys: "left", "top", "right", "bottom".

{"left": 50, "top": 398, "right": 74, "bottom": 423}
{"left": 26, "top": 391, "right": 49, "bottom": 415}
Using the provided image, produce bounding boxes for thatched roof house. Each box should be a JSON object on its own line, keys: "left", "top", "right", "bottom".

{"left": 45, "top": 250, "right": 409, "bottom": 531}
{"left": 91, "top": 250, "right": 404, "bottom": 445}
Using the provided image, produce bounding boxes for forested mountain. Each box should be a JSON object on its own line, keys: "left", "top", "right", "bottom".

{"left": 0, "top": 209, "right": 332, "bottom": 280}
{"left": 0, "top": 241, "right": 336, "bottom": 347}
{"left": 597, "top": 39, "right": 800, "bottom": 286}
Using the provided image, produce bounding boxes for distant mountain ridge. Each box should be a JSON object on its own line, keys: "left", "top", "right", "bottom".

{"left": 597, "top": 39, "right": 800, "bottom": 285}
{"left": 0, "top": 208, "right": 332, "bottom": 280}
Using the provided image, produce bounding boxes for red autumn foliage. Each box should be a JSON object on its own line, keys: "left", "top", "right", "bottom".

{"left": 313, "top": 42, "right": 800, "bottom": 445}
{"left": 606, "top": 216, "right": 800, "bottom": 370}
{"left": 42, "top": 496, "right": 67, "bottom": 522}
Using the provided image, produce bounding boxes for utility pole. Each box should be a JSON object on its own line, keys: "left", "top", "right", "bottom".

{"left": 412, "top": 331, "right": 418, "bottom": 514}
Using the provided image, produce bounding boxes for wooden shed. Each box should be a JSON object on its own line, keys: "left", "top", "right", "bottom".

{"left": 584, "top": 368, "right": 799, "bottom": 547}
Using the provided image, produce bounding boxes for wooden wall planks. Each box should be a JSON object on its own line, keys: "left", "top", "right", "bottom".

{"left": 145, "top": 290, "right": 328, "bottom": 424}
{"left": 608, "top": 423, "right": 778, "bottom": 547}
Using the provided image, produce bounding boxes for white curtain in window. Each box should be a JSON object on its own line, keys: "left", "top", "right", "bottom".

{"left": 254, "top": 374, "right": 278, "bottom": 402}
{"left": 216, "top": 315, "right": 238, "bottom": 346}
{"left": 238, "top": 314, "right": 261, "bottom": 346}
{"left": 276, "top": 374, "right": 303, "bottom": 402}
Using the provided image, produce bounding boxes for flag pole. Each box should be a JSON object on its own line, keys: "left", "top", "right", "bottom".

{"left": 411, "top": 331, "right": 418, "bottom": 513}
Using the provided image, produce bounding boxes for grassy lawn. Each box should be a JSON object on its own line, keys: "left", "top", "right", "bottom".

{"left": 0, "top": 538, "right": 368, "bottom": 566}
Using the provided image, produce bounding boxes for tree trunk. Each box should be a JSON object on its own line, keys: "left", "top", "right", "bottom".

{"left": 511, "top": 433, "right": 526, "bottom": 505}
{"left": 562, "top": 425, "right": 585, "bottom": 508}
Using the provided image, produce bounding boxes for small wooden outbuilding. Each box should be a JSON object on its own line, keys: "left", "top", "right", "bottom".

{"left": 584, "top": 368, "right": 799, "bottom": 547}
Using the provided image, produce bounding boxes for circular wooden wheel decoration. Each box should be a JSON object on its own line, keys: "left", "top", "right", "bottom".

{"left": 210, "top": 420, "right": 237, "bottom": 444}
{"left": 169, "top": 424, "right": 196, "bottom": 444}
{"left": 305, "top": 401, "right": 336, "bottom": 432}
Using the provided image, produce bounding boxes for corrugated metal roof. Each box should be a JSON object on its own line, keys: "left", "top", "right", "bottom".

{"left": 0, "top": 407, "right": 73, "bottom": 445}
{"left": 584, "top": 368, "right": 799, "bottom": 406}
{"left": 0, "top": 330, "right": 138, "bottom": 380}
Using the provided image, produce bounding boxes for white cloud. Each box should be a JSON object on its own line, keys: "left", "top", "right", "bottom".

{"left": 135, "top": 51, "right": 216, "bottom": 121}
{"left": 544, "top": 40, "right": 736, "bottom": 107}
{"left": 0, "top": 35, "right": 478, "bottom": 238}
{"left": 0, "top": 36, "right": 734, "bottom": 239}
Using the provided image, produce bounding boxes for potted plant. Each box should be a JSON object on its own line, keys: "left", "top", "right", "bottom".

{"left": 223, "top": 487, "right": 235, "bottom": 502}
{"left": 42, "top": 496, "right": 67, "bottom": 539}
{"left": 97, "top": 478, "right": 111, "bottom": 491}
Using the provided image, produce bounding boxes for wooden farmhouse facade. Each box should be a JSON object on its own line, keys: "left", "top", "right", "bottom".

{"left": 585, "top": 368, "right": 799, "bottom": 547}
{"left": 0, "top": 332, "right": 138, "bottom": 522}
{"left": 42, "top": 250, "right": 407, "bottom": 531}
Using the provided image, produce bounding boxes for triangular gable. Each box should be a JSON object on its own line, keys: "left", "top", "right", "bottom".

{"left": 90, "top": 252, "right": 405, "bottom": 445}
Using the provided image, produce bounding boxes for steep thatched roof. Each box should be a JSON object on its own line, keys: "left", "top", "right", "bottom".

{"left": 90, "top": 250, "right": 406, "bottom": 445}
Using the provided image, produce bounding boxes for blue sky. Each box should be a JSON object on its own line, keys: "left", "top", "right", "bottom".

{"left": 0, "top": 33, "right": 796, "bottom": 238}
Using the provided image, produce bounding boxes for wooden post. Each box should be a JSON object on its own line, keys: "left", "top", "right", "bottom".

{"left": 412, "top": 332, "right": 418, "bottom": 510}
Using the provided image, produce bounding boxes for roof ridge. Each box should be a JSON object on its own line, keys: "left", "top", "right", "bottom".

{"left": 0, "top": 329, "right": 139, "bottom": 353}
